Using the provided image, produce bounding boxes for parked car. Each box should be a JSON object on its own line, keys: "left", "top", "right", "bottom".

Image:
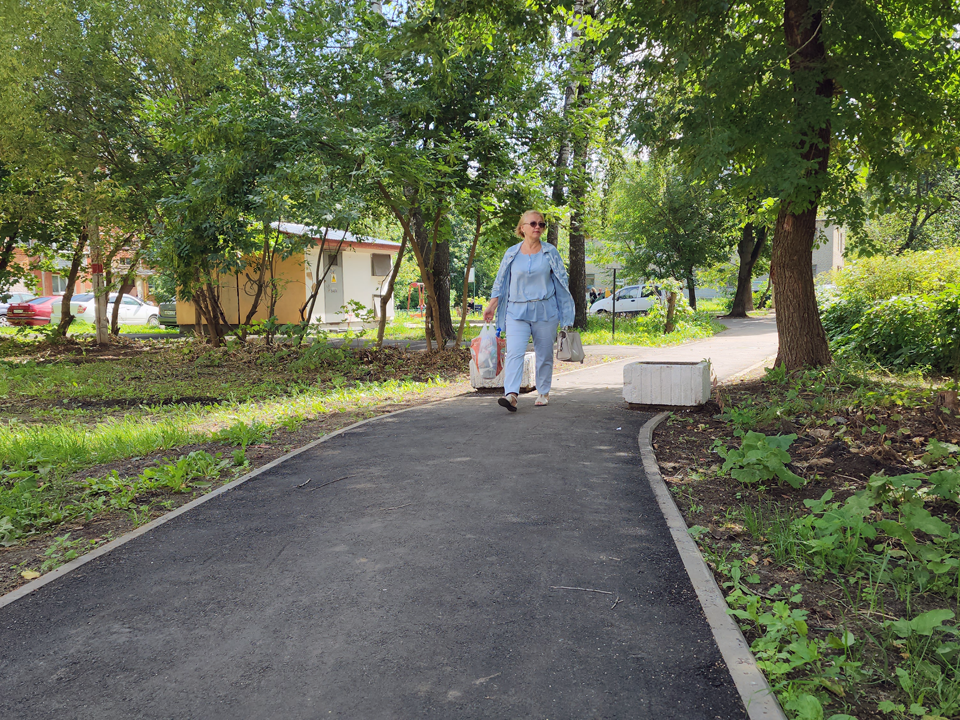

{"left": 158, "top": 301, "right": 178, "bottom": 328}
{"left": 6, "top": 296, "right": 57, "bottom": 326}
{"left": 50, "top": 293, "right": 161, "bottom": 327}
{"left": 588, "top": 285, "right": 662, "bottom": 315}
{"left": 0, "top": 292, "right": 36, "bottom": 325}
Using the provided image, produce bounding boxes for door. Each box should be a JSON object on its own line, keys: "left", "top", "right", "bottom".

{"left": 614, "top": 286, "right": 638, "bottom": 313}
{"left": 119, "top": 296, "right": 141, "bottom": 324}
{"left": 637, "top": 286, "right": 660, "bottom": 312}
{"left": 323, "top": 252, "right": 343, "bottom": 319}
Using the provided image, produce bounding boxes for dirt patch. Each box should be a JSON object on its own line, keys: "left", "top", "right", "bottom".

{"left": 646, "top": 375, "right": 960, "bottom": 719}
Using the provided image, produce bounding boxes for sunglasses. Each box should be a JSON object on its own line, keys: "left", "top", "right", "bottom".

{"left": 526, "top": 221, "right": 547, "bottom": 229}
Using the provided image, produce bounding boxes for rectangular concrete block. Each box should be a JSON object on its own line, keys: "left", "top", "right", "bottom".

{"left": 471, "top": 352, "right": 536, "bottom": 391}
{"left": 623, "top": 360, "right": 712, "bottom": 406}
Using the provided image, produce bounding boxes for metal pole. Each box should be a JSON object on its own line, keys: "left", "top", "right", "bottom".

{"left": 611, "top": 268, "right": 617, "bottom": 340}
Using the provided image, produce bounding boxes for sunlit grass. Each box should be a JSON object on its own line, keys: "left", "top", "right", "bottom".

{"left": 0, "top": 377, "right": 448, "bottom": 476}
{"left": 380, "top": 310, "right": 484, "bottom": 341}
{"left": 580, "top": 311, "right": 725, "bottom": 346}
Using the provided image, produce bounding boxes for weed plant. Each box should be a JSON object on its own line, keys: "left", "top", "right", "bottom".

{"left": 680, "top": 360, "right": 960, "bottom": 718}
{"left": 0, "top": 450, "right": 240, "bottom": 546}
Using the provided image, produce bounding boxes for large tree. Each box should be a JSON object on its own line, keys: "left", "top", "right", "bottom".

{"left": 618, "top": 0, "right": 960, "bottom": 369}
{"left": 605, "top": 156, "right": 737, "bottom": 308}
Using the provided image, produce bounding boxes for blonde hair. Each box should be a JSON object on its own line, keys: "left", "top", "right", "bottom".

{"left": 514, "top": 210, "right": 546, "bottom": 239}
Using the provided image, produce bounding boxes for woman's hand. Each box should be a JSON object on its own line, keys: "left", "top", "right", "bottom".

{"left": 483, "top": 297, "right": 498, "bottom": 323}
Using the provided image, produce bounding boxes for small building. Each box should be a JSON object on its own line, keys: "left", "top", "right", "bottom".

{"left": 176, "top": 224, "right": 402, "bottom": 330}
{"left": 813, "top": 219, "right": 846, "bottom": 276}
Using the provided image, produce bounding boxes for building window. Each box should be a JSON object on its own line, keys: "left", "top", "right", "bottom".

{"left": 371, "top": 253, "right": 391, "bottom": 276}
{"left": 812, "top": 264, "right": 818, "bottom": 275}
{"left": 51, "top": 274, "right": 67, "bottom": 294}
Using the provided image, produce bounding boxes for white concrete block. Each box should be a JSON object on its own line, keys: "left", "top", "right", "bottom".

{"left": 623, "top": 360, "right": 712, "bottom": 406}
{"left": 471, "top": 352, "right": 536, "bottom": 391}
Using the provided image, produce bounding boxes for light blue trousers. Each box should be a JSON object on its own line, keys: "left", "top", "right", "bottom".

{"left": 504, "top": 315, "right": 559, "bottom": 396}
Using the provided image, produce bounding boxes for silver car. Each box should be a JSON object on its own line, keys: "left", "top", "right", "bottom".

{"left": 50, "top": 292, "right": 161, "bottom": 327}
{"left": 588, "top": 285, "right": 662, "bottom": 315}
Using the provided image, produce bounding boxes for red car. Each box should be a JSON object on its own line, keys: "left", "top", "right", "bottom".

{"left": 6, "top": 296, "right": 57, "bottom": 326}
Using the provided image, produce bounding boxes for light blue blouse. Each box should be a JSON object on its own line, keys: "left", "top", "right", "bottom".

{"left": 506, "top": 250, "right": 559, "bottom": 322}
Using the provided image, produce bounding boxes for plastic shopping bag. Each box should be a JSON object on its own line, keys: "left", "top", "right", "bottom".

{"left": 472, "top": 323, "right": 499, "bottom": 378}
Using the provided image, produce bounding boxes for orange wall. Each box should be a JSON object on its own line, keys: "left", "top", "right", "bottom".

{"left": 177, "top": 254, "right": 308, "bottom": 325}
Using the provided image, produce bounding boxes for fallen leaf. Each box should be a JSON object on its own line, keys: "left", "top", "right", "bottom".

{"left": 21, "top": 570, "right": 40, "bottom": 580}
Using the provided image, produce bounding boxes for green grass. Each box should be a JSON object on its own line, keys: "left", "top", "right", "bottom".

{"left": 0, "top": 323, "right": 177, "bottom": 339}
{"left": 379, "top": 310, "right": 485, "bottom": 341}
{"left": 0, "top": 330, "right": 465, "bottom": 550}
{"left": 0, "top": 377, "right": 444, "bottom": 477}
{"left": 682, "top": 363, "right": 960, "bottom": 719}
{"left": 579, "top": 310, "right": 724, "bottom": 346}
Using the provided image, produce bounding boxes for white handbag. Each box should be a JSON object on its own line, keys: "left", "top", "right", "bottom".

{"left": 556, "top": 329, "right": 585, "bottom": 363}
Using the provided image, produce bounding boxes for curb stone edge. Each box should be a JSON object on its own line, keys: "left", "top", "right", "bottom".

{"left": 639, "top": 410, "right": 788, "bottom": 720}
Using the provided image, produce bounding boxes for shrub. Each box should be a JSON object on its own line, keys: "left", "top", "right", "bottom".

{"left": 821, "top": 249, "right": 960, "bottom": 375}
{"left": 831, "top": 248, "right": 960, "bottom": 302}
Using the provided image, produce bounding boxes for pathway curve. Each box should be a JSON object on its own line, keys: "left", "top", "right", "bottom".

{"left": 0, "top": 317, "right": 778, "bottom": 720}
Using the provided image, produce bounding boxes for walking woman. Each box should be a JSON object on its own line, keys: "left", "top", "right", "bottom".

{"left": 483, "top": 210, "right": 575, "bottom": 411}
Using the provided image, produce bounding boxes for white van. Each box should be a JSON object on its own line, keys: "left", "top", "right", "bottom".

{"left": 588, "top": 285, "right": 662, "bottom": 315}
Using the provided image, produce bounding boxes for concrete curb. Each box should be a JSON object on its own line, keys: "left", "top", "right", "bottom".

{"left": 0, "top": 400, "right": 450, "bottom": 611}
{"left": 638, "top": 411, "right": 787, "bottom": 720}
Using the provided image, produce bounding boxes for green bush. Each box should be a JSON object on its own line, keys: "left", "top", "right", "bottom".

{"left": 831, "top": 247, "right": 960, "bottom": 302}
{"left": 821, "top": 248, "right": 960, "bottom": 374}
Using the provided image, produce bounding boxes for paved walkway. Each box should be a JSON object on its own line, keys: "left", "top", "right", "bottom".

{"left": 0, "top": 317, "right": 777, "bottom": 720}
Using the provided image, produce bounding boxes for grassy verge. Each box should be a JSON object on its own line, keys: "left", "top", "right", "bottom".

{"left": 0, "top": 322, "right": 178, "bottom": 339}
{"left": 654, "top": 362, "right": 960, "bottom": 719}
{"left": 380, "top": 310, "right": 485, "bottom": 341}
{"left": 0, "top": 334, "right": 470, "bottom": 589}
{"left": 579, "top": 309, "right": 725, "bottom": 346}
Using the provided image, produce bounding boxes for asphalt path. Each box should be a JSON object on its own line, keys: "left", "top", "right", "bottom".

{"left": 0, "top": 317, "right": 778, "bottom": 719}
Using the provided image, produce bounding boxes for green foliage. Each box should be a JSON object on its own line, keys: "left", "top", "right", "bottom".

{"left": 831, "top": 249, "right": 960, "bottom": 303}
{"left": 717, "top": 432, "right": 806, "bottom": 489}
{"left": 215, "top": 421, "right": 273, "bottom": 449}
{"left": 822, "top": 252, "right": 960, "bottom": 373}
{"left": 602, "top": 157, "right": 738, "bottom": 287}
{"left": 0, "top": 450, "right": 239, "bottom": 545}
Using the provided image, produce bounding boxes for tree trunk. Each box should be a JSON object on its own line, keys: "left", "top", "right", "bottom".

{"left": 567, "top": 0, "right": 596, "bottom": 331}
{"left": 431, "top": 235, "right": 455, "bottom": 341}
{"left": 456, "top": 209, "right": 483, "bottom": 345}
{"left": 194, "top": 282, "right": 224, "bottom": 347}
{"left": 727, "top": 223, "right": 767, "bottom": 318}
{"left": 110, "top": 279, "right": 135, "bottom": 335}
{"left": 378, "top": 181, "right": 444, "bottom": 348}
{"left": 546, "top": 0, "right": 585, "bottom": 248}
{"left": 686, "top": 273, "right": 697, "bottom": 310}
{"left": 0, "top": 231, "right": 18, "bottom": 281}
{"left": 376, "top": 231, "right": 409, "bottom": 349}
{"left": 772, "top": 0, "right": 834, "bottom": 370}
{"left": 664, "top": 291, "right": 677, "bottom": 334}
{"left": 55, "top": 228, "right": 88, "bottom": 337}
{"left": 88, "top": 208, "right": 109, "bottom": 345}
{"left": 771, "top": 205, "right": 830, "bottom": 368}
